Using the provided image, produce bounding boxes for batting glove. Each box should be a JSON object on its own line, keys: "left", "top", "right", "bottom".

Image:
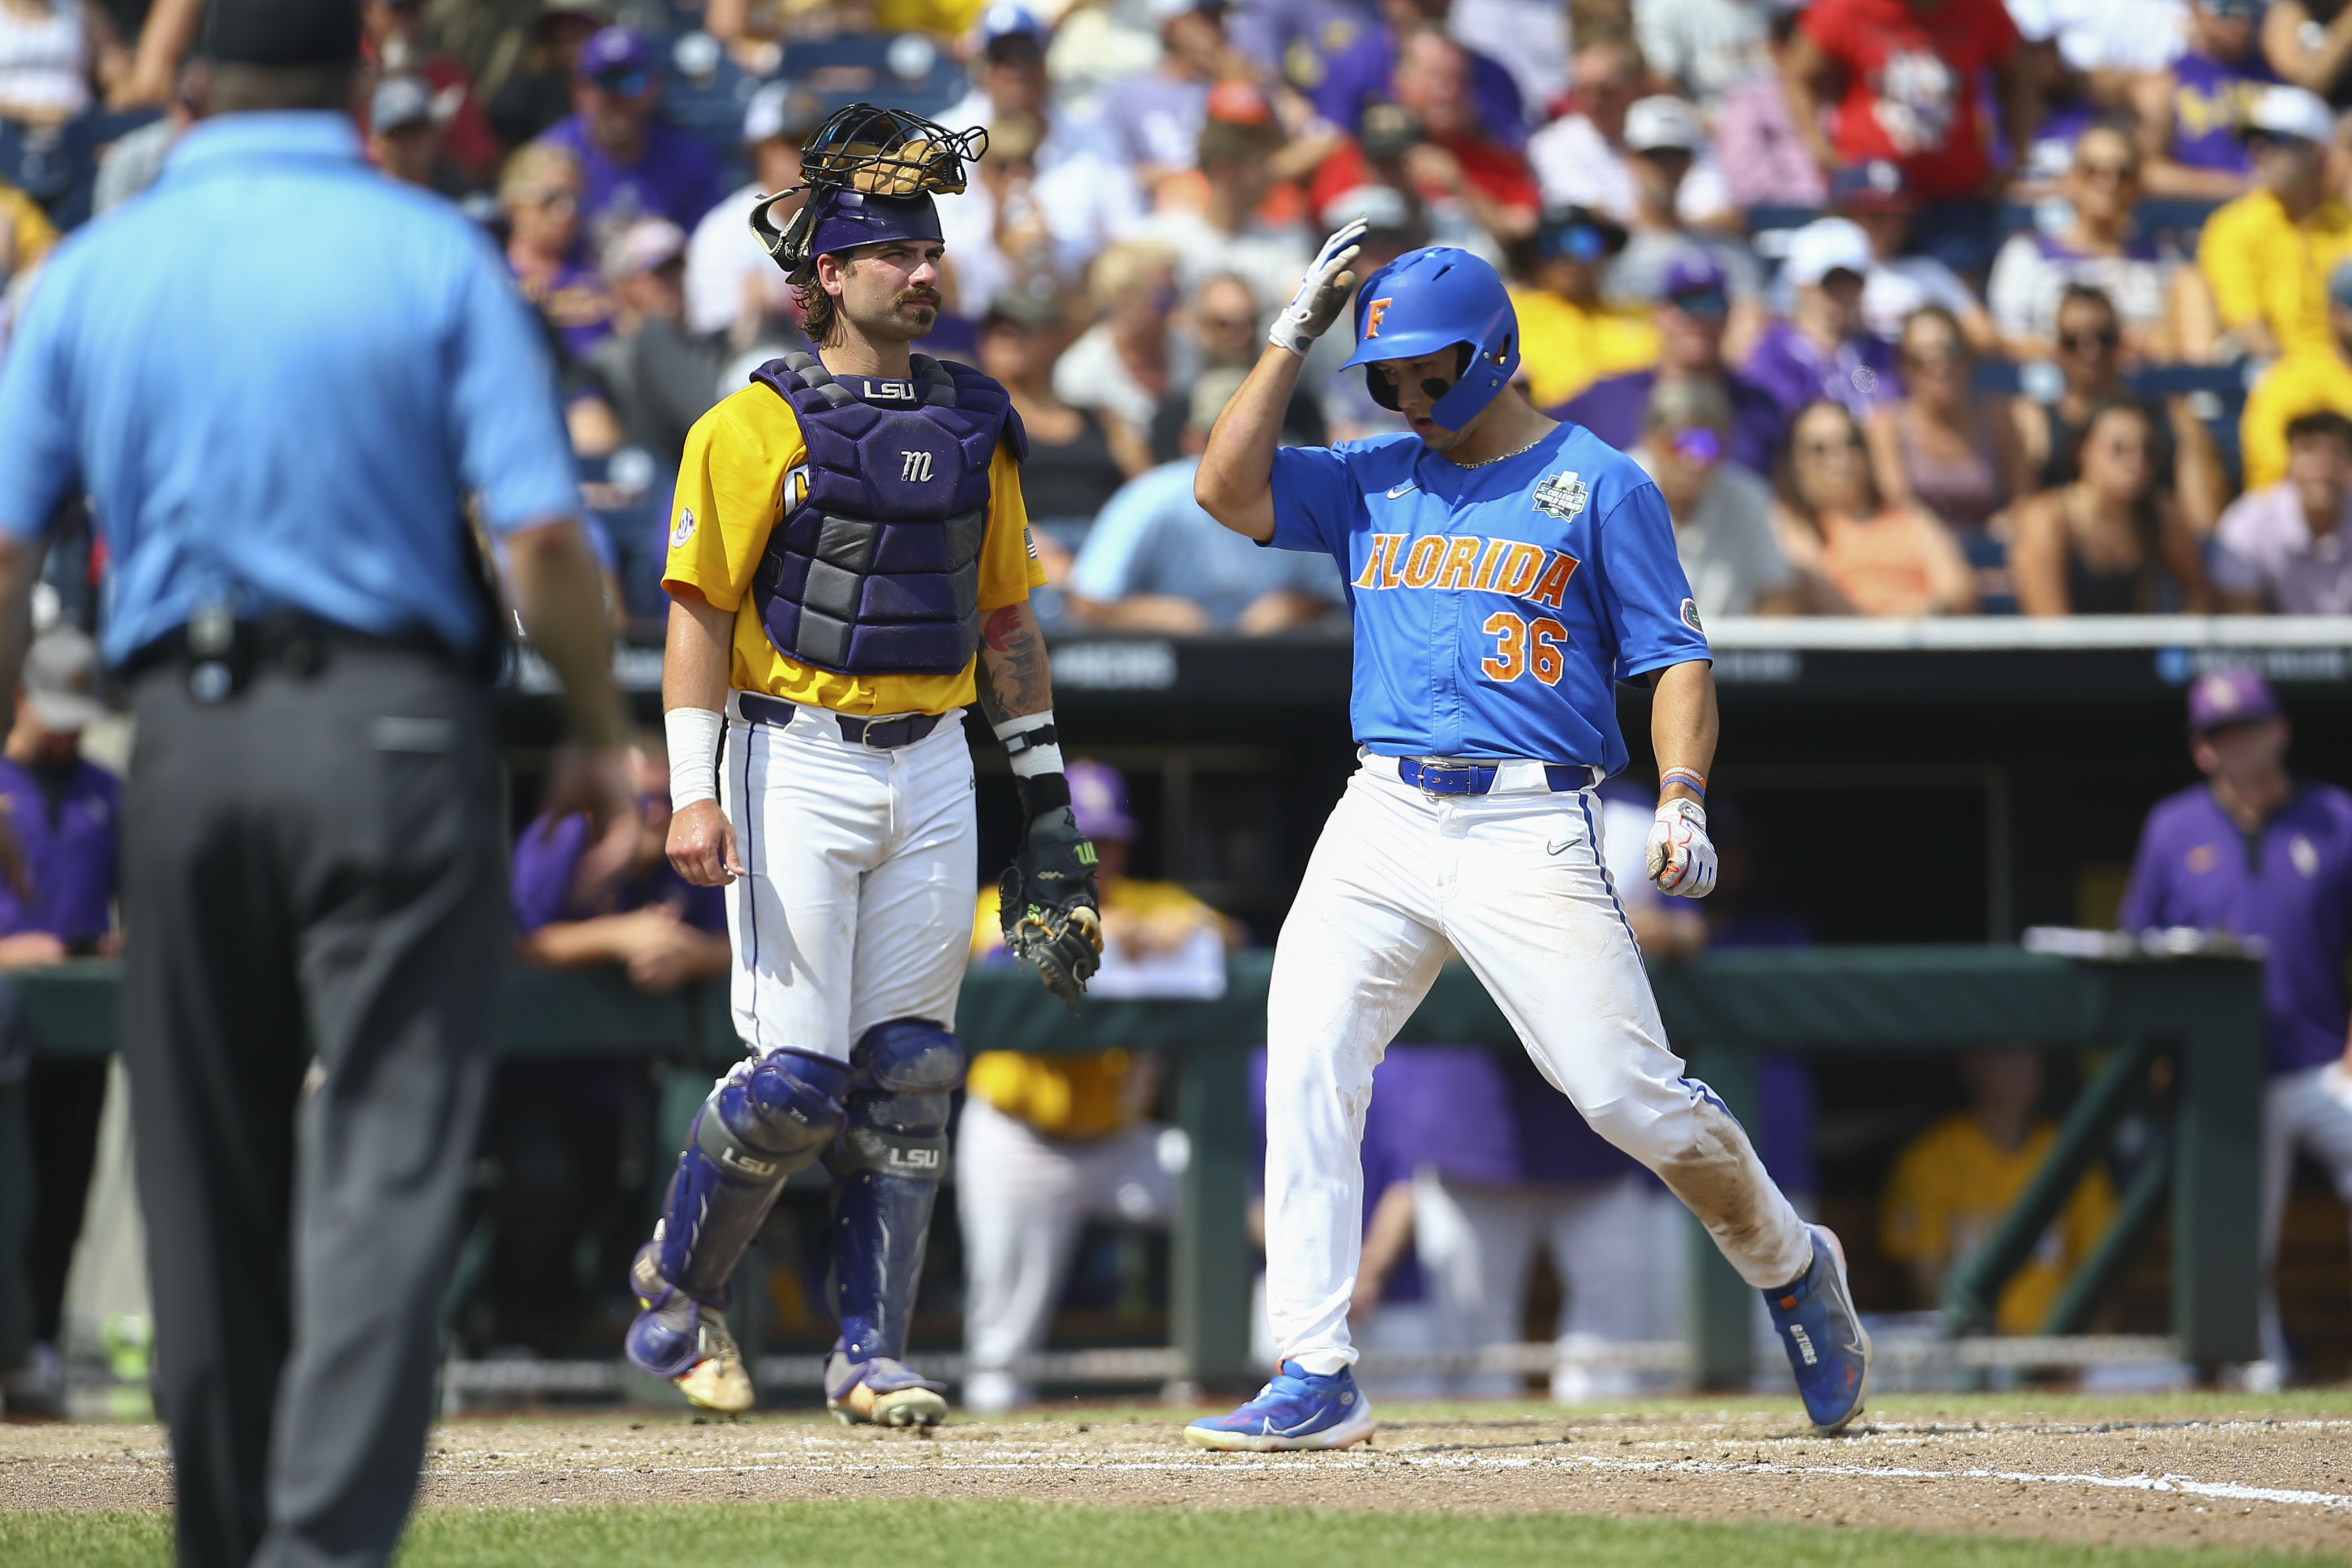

{"left": 1645, "top": 797, "right": 1718, "bottom": 899}
{"left": 1269, "top": 218, "right": 1368, "bottom": 356}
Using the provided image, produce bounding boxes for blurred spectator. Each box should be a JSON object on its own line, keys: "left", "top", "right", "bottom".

{"left": 2132, "top": 0, "right": 2276, "bottom": 200}
{"left": 0, "top": 0, "right": 128, "bottom": 127}
{"left": 366, "top": 74, "right": 452, "bottom": 193}
{"left": 979, "top": 292, "right": 1127, "bottom": 555}
{"left": 2018, "top": 284, "right": 2227, "bottom": 528}
{"left": 2009, "top": 400, "right": 2210, "bottom": 612}
{"left": 938, "top": 111, "right": 1056, "bottom": 317}
{"left": 1636, "top": 375, "right": 1806, "bottom": 616}
{"left": 1149, "top": 270, "right": 1327, "bottom": 460}
{"left": 2191, "top": 84, "right": 2352, "bottom": 360}
{"left": 946, "top": 5, "right": 1111, "bottom": 174}
{"left": 0, "top": 628, "right": 119, "bottom": 1418}
{"left": 1310, "top": 26, "right": 1540, "bottom": 246}
{"left": 2239, "top": 257, "right": 2352, "bottom": 487}
{"left": 1637, "top": 0, "right": 1769, "bottom": 113}
{"left": 501, "top": 141, "right": 617, "bottom": 360}
{"left": 2119, "top": 667, "right": 2352, "bottom": 1379}
{"left": 1780, "top": 0, "right": 2036, "bottom": 276}
{"left": 1880, "top": 1050, "right": 2117, "bottom": 1335}
{"left": 0, "top": 174, "right": 55, "bottom": 279}
{"left": 2011, "top": 0, "right": 2187, "bottom": 89}
{"left": 2260, "top": 0, "right": 2352, "bottom": 108}
{"left": 1229, "top": 0, "right": 1380, "bottom": 94}
{"left": 487, "top": 0, "right": 611, "bottom": 149}
{"left": 2212, "top": 407, "right": 2352, "bottom": 610}
{"left": 1311, "top": 0, "right": 1529, "bottom": 149}
{"left": 1068, "top": 367, "right": 1347, "bottom": 631}
{"left": 1774, "top": 398, "right": 1978, "bottom": 614}
{"left": 360, "top": 0, "right": 499, "bottom": 186}
{"left": 684, "top": 80, "right": 819, "bottom": 345}
{"left": 1987, "top": 124, "right": 2173, "bottom": 359}
{"left": 1605, "top": 95, "right": 1760, "bottom": 343}
{"left": 1508, "top": 204, "right": 1659, "bottom": 409}
{"left": 1556, "top": 248, "right": 1786, "bottom": 474}
{"left": 1312, "top": 102, "right": 1495, "bottom": 263}
{"left": 1866, "top": 306, "right": 2031, "bottom": 534}
{"left": 1713, "top": 1, "right": 1830, "bottom": 209}
{"left": 1054, "top": 240, "right": 1189, "bottom": 476}
{"left": 586, "top": 220, "right": 727, "bottom": 466}
{"left": 1450, "top": 0, "right": 1570, "bottom": 115}
{"left": 91, "top": 85, "right": 186, "bottom": 213}
{"left": 961, "top": 760, "right": 1221, "bottom": 1413}
{"left": 1831, "top": 158, "right": 1998, "bottom": 352}
{"left": 1138, "top": 102, "right": 1312, "bottom": 307}
{"left": 1101, "top": 0, "right": 1235, "bottom": 191}
{"left": 537, "top": 26, "right": 725, "bottom": 247}
{"left": 1526, "top": 38, "right": 1658, "bottom": 224}
{"left": 1742, "top": 217, "right": 1900, "bottom": 427}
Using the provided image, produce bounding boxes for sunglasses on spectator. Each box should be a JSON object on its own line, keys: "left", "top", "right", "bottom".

{"left": 1666, "top": 288, "right": 1727, "bottom": 319}
{"left": 2077, "top": 158, "right": 2137, "bottom": 183}
{"left": 1198, "top": 312, "right": 1257, "bottom": 331}
{"left": 1669, "top": 426, "right": 1723, "bottom": 463}
{"left": 1539, "top": 226, "right": 1610, "bottom": 264}
{"left": 593, "top": 68, "right": 650, "bottom": 96}
{"left": 525, "top": 188, "right": 580, "bottom": 211}
{"left": 1903, "top": 342, "right": 1963, "bottom": 367}
{"left": 1800, "top": 433, "right": 1862, "bottom": 456}
{"left": 2060, "top": 327, "right": 2120, "bottom": 353}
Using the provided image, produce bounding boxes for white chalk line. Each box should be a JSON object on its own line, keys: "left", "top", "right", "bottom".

{"left": 421, "top": 1451, "right": 2352, "bottom": 1511}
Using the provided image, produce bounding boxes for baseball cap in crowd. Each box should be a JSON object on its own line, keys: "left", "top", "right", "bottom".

{"left": 2243, "top": 83, "right": 2337, "bottom": 145}
{"left": 1658, "top": 246, "right": 1728, "bottom": 304}
{"left": 980, "top": 3, "right": 1048, "bottom": 55}
{"left": 602, "top": 218, "right": 686, "bottom": 282}
{"left": 2202, "top": 0, "right": 2266, "bottom": 19}
{"left": 1317, "top": 181, "right": 1414, "bottom": 233}
{"left": 200, "top": 0, "right": 362, "bottom": 65}
{"left": 1830, "top": 158, "right": 1911, "bottom": 211}
{"left": 1067, "top": 760, "right": 1138, "bottom": 842}
{"left": 741, "top": 80, "right": 823, "bottom": 146}
{"left": 578, "top": 25, "right": 654, "bottom": 89}
{"left": 1624, "top": 95, "right": 1702, "bottom": 156}
{"left": 370, "top": 74, "right": 439, "bottom": 136}
{"left": 1205, "top": 78, "right": 1274, "bottom": 124}
{"left": 2186, "top": 668, "right": 2281, "bottom": 734}
{"left": 1782, "top": 216, "right": 1873, "bottom": 287}
{"left": 23, "top": 628, "right": 105, "bottom": 734}
{"left": 1534, "top": 203, "right": 1628, "bottom": 263}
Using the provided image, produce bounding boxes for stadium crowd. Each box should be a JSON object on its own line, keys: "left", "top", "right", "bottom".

{"left": 1, "top": 0, "right": 2349, "bottom": 1414}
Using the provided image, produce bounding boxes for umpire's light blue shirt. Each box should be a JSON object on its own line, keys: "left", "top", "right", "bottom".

{"left": 0, "top": 112, "right": 578, "bottom": 667}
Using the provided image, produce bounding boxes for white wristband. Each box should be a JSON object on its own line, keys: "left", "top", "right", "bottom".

{"left": 992, "top": 711, "right": 1064, "bottom": 779}
{"left": 666, "top": 706, "right": 725, "bottom": 809}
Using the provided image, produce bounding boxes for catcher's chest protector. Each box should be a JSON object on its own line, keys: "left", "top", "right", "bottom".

{"left": 749, "top": 352, "right": 1020, "bottom": 675}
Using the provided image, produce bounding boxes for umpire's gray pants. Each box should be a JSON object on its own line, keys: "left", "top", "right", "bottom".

{"left": 122, "top": 645, "right": 507, "bottom": 1568}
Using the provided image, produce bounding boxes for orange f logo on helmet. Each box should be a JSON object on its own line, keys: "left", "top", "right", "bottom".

{"left": 1363, "top": 297, "right": 1393, "bottom": 338}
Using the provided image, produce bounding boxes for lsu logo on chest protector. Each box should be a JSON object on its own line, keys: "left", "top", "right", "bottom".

{"left": 1353, "top": 532, "right": 1581, "bottom": 608}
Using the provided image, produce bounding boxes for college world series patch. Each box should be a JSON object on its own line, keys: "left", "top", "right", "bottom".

{"left": 1531, "top": 470, "right": 1589, "bottom": 520}
{"left": 670, "top": 508, "right": 696, "bottom": 548}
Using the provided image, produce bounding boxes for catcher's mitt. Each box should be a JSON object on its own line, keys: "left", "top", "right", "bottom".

{"left": 998, "top": 806, "right": 1103, "bottom": 1009}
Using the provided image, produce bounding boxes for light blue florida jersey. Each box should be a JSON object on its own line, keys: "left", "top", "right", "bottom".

{"left": 1267, "top": 423, "right": 1709, "bottom": 773}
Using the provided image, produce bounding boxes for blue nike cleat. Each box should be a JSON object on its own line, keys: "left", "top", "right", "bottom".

{"left": 1765, "top": 1224, "right": 1871, "bottom": 1435}
{"left": 1184, "top": 1361, "right": 1376, "bottom": 1451}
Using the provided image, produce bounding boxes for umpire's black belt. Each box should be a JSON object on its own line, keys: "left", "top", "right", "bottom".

{"left": 737, "top": 691, "right": 943, "bottom": 750}
{"left": 123, "top": 609, "right": 469, "bottom": 701}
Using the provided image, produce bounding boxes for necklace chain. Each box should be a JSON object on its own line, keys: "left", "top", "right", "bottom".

{"left": 1452, "top": 433, "right": 1547, "bottom": 470}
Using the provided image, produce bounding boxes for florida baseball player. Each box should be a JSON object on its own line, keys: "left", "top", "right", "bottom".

{"left": 1185, "top": 228, "right": 1870, "bottom": 1449}
{"left": 623, "top": 105, "right": 1102, "bottom": 1426}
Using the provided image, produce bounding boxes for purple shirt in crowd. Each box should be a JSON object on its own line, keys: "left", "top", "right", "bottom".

{"left": 2210, "top": 482, "right": 2352, "bottom": 614}
{"left": 0, "top": 757, "right": 117, "bottom": 948}
{"left": 510, "top": 811, "right": 727, "bottom": 935}
{"left": 536, "top": 116, "right": 726, "bottom": 239}
{"left": 2169, "top": 51, "right": 2277, "bottom": 175}
{"left": 1553, "top": 366, "right": 1789, "bottom": 478}
{"left": 1230, "top": 0, "right": 1378, "bottom": 84}
{"left": 1310, "top": 26, "right": 1529, "bottom": 151}
{"left": 1742, "top": 319, "right": 1902, "bottom": 429}
{"left": 2118, "top": 780, "right": 2352, "bottom": 1075}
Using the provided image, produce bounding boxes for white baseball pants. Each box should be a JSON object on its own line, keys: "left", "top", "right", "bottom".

{"left": 718, "top": 695, "right": 977, "bottom": 1064}
{"left": 1262, "top": 759, "right": 1812, "bottom": 1374}
{"left": 955, "top": 1096, "right": 1183, "bottom": 1410}
{"left": 2259, "top": 1063, "right": 2352, "bottom": 1368}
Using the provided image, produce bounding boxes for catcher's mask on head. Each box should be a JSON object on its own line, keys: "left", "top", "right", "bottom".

{"left": 749, "top": 102, "right": 987, "bottom": 270}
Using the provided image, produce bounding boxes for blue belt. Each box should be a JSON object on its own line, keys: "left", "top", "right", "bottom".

{"left": 1396, "top": 758, "right": 1591, "bottom": 795}
{"left": 740, "top": 692, "right": 943, "bottom": 749}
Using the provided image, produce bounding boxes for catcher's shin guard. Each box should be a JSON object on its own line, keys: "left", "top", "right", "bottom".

{"left": 827, "top": 1020, "right": 962, "bottom": 1377}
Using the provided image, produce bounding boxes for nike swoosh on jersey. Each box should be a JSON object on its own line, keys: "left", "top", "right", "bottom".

{"left": 1386, "top": 483, "right": 1417, "bottom": 499}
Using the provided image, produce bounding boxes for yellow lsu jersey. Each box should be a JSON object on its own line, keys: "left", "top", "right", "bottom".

{"left": 661, "top": 381, "right": 1048, "bottom": 716}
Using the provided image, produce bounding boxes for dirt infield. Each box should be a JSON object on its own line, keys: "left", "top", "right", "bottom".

{"left": 8, "top": 1397, "right": 2352, "bottom": 1556}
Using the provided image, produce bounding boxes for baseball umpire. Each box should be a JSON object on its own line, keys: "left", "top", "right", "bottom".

{"left": 0, "top": 1, "right": 633, "bottom": 1563}
{"left": 1186, "top": 229, "right": 1870, "bottom": 1449}
{"left": 624, "top": 104, "right": 1102, "bottom": 1425}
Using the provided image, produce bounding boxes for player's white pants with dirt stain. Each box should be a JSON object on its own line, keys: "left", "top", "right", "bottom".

{"left": 2259, "top": 1064, "right": 2352, "bottom": 1368}
{"left": 1261, "top": 758, "right": 1814, "bottom": 1374}
{"left": 718, "top": 695, "right": 976, "bottom": 1064}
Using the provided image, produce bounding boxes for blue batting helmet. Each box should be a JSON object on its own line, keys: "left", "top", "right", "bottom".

{"left": 1340, "top": 246, "right": 1520, "bottom": 431}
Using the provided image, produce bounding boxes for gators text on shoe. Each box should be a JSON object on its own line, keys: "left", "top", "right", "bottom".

{"left": 827, "top": 1352, "right": 949, "bottom": 1427}
{"left": 1765, "top": 1223, "right": 1871, "bottom": 1436}
{"left": 1184, "top": 1361, "right": 1376, "bottom": 1452}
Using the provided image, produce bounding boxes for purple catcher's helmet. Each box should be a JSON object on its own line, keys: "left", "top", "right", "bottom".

{"left": 750, "top": 102, "right": 986, "bottom": 270}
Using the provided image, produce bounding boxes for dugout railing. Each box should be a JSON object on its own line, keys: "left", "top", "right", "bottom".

{"left": 9, "top": 944, "right": 2263, "bottom": 1393}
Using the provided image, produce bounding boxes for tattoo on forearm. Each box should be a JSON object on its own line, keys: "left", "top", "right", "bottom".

{"left": 975, "top": 604, "right": 1053, "bottom": 724}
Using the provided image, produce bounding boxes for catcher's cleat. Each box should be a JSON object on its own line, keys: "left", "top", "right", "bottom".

{"left": 826, "top": 1352, "right": 948, "bottom": 1427}
{"left": 1764, "top": 1224, "right": 1871, "bottom": 1436}
{"left": 1185, "top": 1361, "right": 1375, "bottom": 1452}
{"left": 625, "top": 1244, "right": 754, "bottom": 1415}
